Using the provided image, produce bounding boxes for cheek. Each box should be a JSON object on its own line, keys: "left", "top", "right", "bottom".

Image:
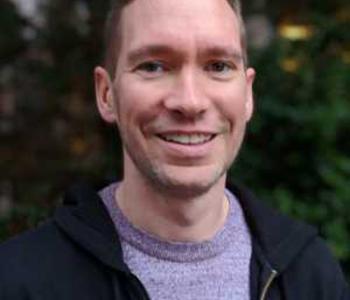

{"left": 211, "top": 84, "right": 249, "bottom": 123}
{"left": 115, "top": 80, "right": 164, "bottom": 131}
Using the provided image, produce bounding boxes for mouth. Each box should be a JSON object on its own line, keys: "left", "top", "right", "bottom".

{"left": 156, "top": 133, "right": 216, "bottom": 145}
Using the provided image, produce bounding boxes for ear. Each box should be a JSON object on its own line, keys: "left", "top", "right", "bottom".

{"left": 94, "top": 66, "right": 118, "bottom": 124}
{"left": 244, "top": 67, "right": 256, "bottom": 122}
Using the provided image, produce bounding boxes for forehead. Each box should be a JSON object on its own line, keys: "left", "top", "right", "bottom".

{"left": 118, "top": 0, "right": 241, "bottom": 56}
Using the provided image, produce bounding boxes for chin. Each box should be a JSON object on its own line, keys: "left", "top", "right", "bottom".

{"left": 146, "top": 164, "right": 227, "bottom": 198}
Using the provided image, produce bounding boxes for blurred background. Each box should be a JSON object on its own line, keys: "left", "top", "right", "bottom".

{"left": 0, "top": 0, "right": 349, "bottom": 277}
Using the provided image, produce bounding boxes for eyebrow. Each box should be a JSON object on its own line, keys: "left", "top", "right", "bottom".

{"left": 127, "top": 45, "right": 179, "bottom": 64}
{"left": 126, "top": 44, "right": 244, "bottom": 64}
{"left": 201, "top": 46, "right": 243, "bottom": 63}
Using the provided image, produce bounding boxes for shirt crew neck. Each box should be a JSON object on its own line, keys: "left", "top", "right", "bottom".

{"left": 99, "top": 182, "right": 247, "bottom": 263}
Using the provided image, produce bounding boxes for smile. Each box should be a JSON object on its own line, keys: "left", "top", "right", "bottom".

{"left": 157, "top": 133, "right": 215, "bottom": 145}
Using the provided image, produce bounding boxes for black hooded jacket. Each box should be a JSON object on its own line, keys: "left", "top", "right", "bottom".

{"left": 0, "top": 182, "right": 348, "bottom": 299}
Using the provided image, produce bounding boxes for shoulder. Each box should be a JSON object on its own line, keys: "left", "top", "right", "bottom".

{"left": 300, "top": 236, "right": 344, "bottom": 275}
{"left": 0, "top": 220, "right": 72, "bottom": 298}
{"left": 0, "top": 219, "right": 65, "bottom": 262}
{"left": 284, "top": 236, "right": 349, "bottom": 298}
{"left": 227, "top": 182, "right": 349, "bottom": 298}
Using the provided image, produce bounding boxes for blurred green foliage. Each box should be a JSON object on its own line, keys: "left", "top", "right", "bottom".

{"left": 233, "top": 5, "right": 350, "bottom": 273}
{"left": 0, "top": 0, "right": 349, "bottom": 277}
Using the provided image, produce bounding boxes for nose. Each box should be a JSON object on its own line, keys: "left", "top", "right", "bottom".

{"left": 164, "top": 69, "right": 209, "bottom": 119}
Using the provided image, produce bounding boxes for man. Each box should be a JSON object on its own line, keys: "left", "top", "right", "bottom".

{"left": 0, "top": 0, "right": 348, "bottom": 299}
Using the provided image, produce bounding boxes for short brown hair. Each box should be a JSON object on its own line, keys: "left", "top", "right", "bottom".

{"left": 103, "top": 0, "right": 247, "bottom": 78}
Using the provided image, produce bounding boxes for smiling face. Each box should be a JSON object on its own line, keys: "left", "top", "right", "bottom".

{"left": 95, "top": 0, "right": 255, "bottom": 197}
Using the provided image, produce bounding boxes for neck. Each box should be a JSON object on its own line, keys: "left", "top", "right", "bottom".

{"left": 116, "top": 174, "right": 229, "bottom": 243}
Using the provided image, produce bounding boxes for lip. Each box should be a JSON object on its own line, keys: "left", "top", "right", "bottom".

{"left": 156, "top": 130, "right": 217, "bottom": 135}
{"left": 156, "top": 131, "right": 215, "bottom": 144}
{"left": 154, "top": 131, "right": 218, "bottom": 160}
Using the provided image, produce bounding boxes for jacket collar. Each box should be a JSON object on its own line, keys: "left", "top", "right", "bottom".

{"left": 54, "top": 181, "right": 317, "bottom": 275}
{"left": 54, "top": 182, "right": 130, "bottom": 273}
{"left": 229, "top": 182, "right": 317, "bottom": 272}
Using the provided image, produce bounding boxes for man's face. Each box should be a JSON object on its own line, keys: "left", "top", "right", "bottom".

{"left": 97, "top": 0, "right": 255, "bottom": 196}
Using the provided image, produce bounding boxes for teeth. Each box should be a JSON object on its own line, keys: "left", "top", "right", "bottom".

{"left": 159, "top": 134, "right": 213, "bottom": 145}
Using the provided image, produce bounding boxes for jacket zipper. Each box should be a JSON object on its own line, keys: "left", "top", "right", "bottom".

{"left": 259, "top": 269, "right": 278, "bottom": 300}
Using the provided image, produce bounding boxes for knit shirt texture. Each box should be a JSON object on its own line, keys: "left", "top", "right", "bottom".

{"left": 99, "top": 183, "right": 252, "bottom": 300}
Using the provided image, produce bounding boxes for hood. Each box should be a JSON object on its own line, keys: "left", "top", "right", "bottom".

{"left": 229, "top": 182, "right": 318, "bottom": 273}
{"left": 54, "top": 181, "right": 318, "bottom": 275}
{"left": 54, "top": 182, "right": 130, "bottom": 273}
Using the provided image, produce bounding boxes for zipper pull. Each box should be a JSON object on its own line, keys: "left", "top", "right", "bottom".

{"left": 260, "top": 269, "right": 278, "bottom": 300}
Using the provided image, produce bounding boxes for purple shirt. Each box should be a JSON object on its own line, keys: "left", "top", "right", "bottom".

{"left": 99, "top": 183, "right": 251, "bottom": 300}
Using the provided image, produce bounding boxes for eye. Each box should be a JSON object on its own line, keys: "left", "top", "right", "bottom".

{"left": 134, "top": 61, "right": 168, "bottom": 78}
{"left": 204, "top": 61, "right": 235, "bottom": 79}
